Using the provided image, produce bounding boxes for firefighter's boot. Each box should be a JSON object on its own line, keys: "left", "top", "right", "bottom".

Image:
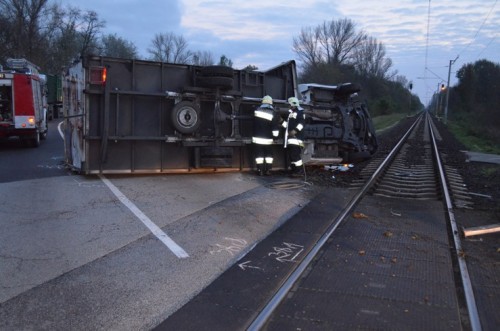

{"left": 264, "top": 163, "right": 272, "bottom": 176}
{"left": 295, "top": 166, "right": 305, "bottom": 178}
{"left": 289, "top": 164, "right": 304, "bottom": 178}
{"left": 256, "top": 164, "right": 264, "bottom": 176}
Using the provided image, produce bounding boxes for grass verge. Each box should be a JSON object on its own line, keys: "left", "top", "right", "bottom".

{"left": 447, "top": 120, "right": 500, "bottom": 154}
{"left": 373, "top": 113, "right": 408, "bottom": 132}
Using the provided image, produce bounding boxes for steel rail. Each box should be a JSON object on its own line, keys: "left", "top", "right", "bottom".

{"left": 246, "top": 114, "right": 423, "bottom": 331}
{"left": 427, "top": 115, "right": 482, "bottom": 331}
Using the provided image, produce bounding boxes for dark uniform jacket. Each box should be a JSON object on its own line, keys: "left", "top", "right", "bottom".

{"left": 283, "top": 107, "right": 305, "bottom": 145}
{"left": 252, "top": 104, "right": 280, "bottom": 145}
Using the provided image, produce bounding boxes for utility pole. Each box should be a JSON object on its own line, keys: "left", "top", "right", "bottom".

{"left": 444, "top": 56, "right": 459, "bottom": 124}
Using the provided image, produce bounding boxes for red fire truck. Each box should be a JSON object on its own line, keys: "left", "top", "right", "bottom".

{"left": 0, "top": 58, "right": 48, "bottom": 147}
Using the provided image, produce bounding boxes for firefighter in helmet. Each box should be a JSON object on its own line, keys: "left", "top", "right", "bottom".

{"left": 282, "top": 96, "right": 306, "bottom": 177}
{"left": 252, "top": 95, "right": 280, "bottom": 176}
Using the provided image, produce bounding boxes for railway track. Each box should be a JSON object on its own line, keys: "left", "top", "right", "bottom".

{"left": 248, "top": 112, "right": 479, "bottom": 330}
{"left": 158, "top": 112, "right": 486, "bottom": 331}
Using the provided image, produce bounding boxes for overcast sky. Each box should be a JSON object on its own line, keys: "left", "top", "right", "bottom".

{"left": 60, "top": 0, "right": 499, "bottom": 105}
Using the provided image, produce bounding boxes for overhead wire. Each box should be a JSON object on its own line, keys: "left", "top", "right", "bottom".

{"left": 423, "top": 0, "right": 498, "bottom": 101}
{"left": 426, "top": 66, "right": 447, "bottom": 82}
{"left": 456, "top": 0, "right": 498, "bottom": 62}
{"left": 476, "top": 34, "right": 498, "bottom": 58}
{"left": 418, "top": 0, "right": 496, "bottom": 105}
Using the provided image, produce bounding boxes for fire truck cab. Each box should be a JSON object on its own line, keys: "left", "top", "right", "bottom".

{"left": 0, "top": 58, "right": 48, "bottom": 147}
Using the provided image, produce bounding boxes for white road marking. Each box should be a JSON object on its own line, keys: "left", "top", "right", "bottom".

{"left": 99, "top": 174, "right": 189, "bottom": 259}
{"left": 238, "top": 261, "right": 263, "bottom": 271}
{"left": 57, "top": 121, "right": 64, "bottom": 139}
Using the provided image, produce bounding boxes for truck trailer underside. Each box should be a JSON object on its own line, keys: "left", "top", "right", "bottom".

{"left": 63, "top": 56, "right": 377, "bottom": 174}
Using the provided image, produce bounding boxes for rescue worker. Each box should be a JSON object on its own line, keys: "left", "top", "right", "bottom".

{"left": 282, "top": 97, "right": 306, "bottom": 177}
{"left": 252, "top": 95, "right": 280, "bottom": 176}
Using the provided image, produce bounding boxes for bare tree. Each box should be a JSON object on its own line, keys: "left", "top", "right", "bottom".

{"left": 394, "top": 75, "right": 409, "bottom": 88}
{"left": 292, "top": 18, "right": 366, "bottom": 69}
{"left": 44, "top": 5, "right": 83, "bottom": 72}
{"left": 191, "top": 50, "right": 214, "bottom": 66}
{"left": 148, "top": 32, "right": 191, "bottom": 64}
{"left": 292, "top": 26, "right": 321, "bottom": 68}
{"left": 317, "top": 18, "right": 366, "bottom": 65}
{"left": 0, "top": 7, "right": 14, "bottom": 61}
{"left": 77, "top": 10, "right": 105, "bottom": 58}
{"left": 353, "top": 36, "right": 393, "bottom": 79}
{"left": 0, "top": 0, "right": 50, "bottom": 62}
{"left": 0, "top": 1, "right": 106, "bottom": 72}
{"left": 100, "top": 33, "right": 137, "bottom": 59}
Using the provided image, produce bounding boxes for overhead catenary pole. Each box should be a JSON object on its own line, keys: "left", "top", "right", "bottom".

{"left": 444, "top": 56, "right": 459, "bottom": 124}
{"left": 408, "top": 81, "right": 413, "bottom": 116}
{"left": 435, "top": 82, "right": 441, "bottom": 116}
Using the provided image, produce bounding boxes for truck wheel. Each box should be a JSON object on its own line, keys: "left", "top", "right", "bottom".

{"left": 171, "top": 101, "right": 201, "bottom": 134}
{"left": 41, "top": 123, "right": 48, "bottom": 140}
{"left": 30, "top": 130, "right": 41, "bottom": 147}
{"left": 197, "top": 65, "right": 234, "bottom": 90}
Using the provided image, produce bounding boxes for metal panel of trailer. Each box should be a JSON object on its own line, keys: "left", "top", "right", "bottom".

{"left": 64, "top": 56, "right": 298, "bottom": 174}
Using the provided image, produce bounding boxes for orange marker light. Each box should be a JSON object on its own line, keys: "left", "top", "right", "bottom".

{"left": 102, "top": 67, "right": 107, "bottom": 84}
{"left": 90, "top": 67, "right": 107, "bottom": 85}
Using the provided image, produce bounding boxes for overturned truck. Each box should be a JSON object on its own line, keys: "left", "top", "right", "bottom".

{"left": 63, "top": 55, "right": 377, "bottom": 174}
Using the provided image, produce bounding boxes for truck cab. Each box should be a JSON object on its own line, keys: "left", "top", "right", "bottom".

{"left": 299, "top": 83, "right": 378, "bottom": 163}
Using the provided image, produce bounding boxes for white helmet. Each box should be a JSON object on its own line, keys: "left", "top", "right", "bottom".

{"left": 288, "top": 97, "right": 300, "bottom": 107}
{"left": 262, "top": 95, "right": 273, "bottom": 105}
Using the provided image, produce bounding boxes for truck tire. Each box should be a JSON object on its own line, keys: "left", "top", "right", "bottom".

{"left": 41, "top": 123, "right": 48, "bottom": 140}
{"left": 30, "top": 130, "right": 41, "bottom": 147}
{"left": 171, "top": 101, "right": 201, "bottom": 134}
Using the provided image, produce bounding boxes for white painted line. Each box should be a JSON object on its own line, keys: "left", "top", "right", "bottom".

{"left": 57, "top": 121, "right": 64, "bottom": 139}
{"left": 98, "top": 174, "right": 189, "bottom": 259}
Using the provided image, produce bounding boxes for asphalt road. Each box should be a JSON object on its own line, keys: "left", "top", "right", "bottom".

{"left": 0, "top": 120, "right": 321, "bottom": 330}
{"left": 0, "top": 120, "right": 68, "bottom": 183}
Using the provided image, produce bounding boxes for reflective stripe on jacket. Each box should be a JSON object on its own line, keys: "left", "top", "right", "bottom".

{"left": 252, "top": 137, "right": 273, "bottom": 145}
{"left": 283, "top": 107, "right": 305, "bottom": 147}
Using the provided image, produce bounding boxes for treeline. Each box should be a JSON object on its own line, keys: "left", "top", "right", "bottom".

{"left": 0, "top": 0, "right": 123, "bottom": 73}
{"left": 432, "top": 59, "right": 500, "bottom": 145}
{"left": 0, "top": 0, "right": 229, "bottom": 73}
{"left": 292, "top": 19, "right": 423, "bottom": 115}
{"left": 0, "top": 0, "right": 422, "bottom": 115}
